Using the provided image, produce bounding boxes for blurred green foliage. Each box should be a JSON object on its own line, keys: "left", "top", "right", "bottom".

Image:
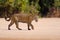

{"left": 0, "top": 0, "right": 60, "bottom": 17}
{"left": 55, "top": 0, "right": 60, "bottom": 7}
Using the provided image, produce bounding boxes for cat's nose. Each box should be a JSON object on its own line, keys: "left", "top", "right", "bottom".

{"left": 36, "top": 20, "right": 38, "bottom": 22}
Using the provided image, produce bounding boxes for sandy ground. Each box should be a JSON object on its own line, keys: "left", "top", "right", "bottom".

{"left": 0, "top": 18, "right": 60, "bottom": 40}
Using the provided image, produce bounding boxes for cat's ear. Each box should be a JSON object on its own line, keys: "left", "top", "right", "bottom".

{"left": 35, "top": 11, "right": 39, "bottom": 16}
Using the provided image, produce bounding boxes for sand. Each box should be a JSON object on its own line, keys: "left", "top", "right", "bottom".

{"left": 0, "top": 18, "right": 60, "bottom": 40}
